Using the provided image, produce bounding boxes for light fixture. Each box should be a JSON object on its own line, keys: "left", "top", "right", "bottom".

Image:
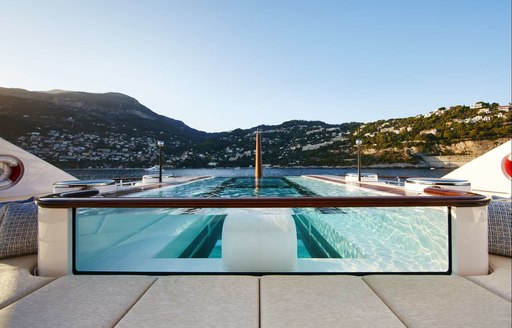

{"left": 157, "top": 141, "right": 164, "bottom": 183}
{"left": 356, "top": 139, "right": 362, "bottom": 182}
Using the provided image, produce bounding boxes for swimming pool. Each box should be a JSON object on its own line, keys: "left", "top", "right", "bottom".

{"left": 74, "top": 176, "right": 449, "bottom": 273}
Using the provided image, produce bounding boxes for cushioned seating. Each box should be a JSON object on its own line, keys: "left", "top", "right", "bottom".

{"left": 0, "top": 269, "right": 54, "bottom": 310}
{"left": 0, "top": 275, "right": 156, "bottom": 328}
{"left": 467, "top": 268, "right": 511, "bottom": 302}
{"left": 0, "top": 254, "right": 37, "bottom": 273}
{"left": 2, "top": 273, "right": 511, "bottom": 327}
{"left": 489, "top": 253, "right": 512, "bottom": 272}
{"left": 116, "top": 276, "right": 259, "bottom": 328}
{"left": 0, "top": 199, "right": 55, "bottom": 309}
{"left": 0, "top": 199, "right": 51, "bottom": 309}
{"left": 464, "top": 200, "right": 511, "bottom": 302}
{"left": 0, "top": 254, "right": 54, "bottom": 309}
{"left": 466, "top": 254, "right": 512, "bottom": 302}
{"left": 260, "top": 276, "right": 405, "bottom": 328}
{"left": 363, "top": 275, "right": 512, "bottom": 328}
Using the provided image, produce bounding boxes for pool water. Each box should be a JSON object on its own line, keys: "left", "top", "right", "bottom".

{"left": 75, "top": 176, "right": 448, "bottom": 273}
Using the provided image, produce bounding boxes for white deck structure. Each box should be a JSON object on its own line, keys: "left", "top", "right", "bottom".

{"left": 0, "top": 138, "right": 510, "bottom": 327}
{"left": 0, "top": 138, "right": 76, "bottom": 201}
{"left": 444, "top": 140, "right": 511, "bottom": 197}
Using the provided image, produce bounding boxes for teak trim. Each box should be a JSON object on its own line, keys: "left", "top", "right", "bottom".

{"left": 36, "top": 195, "right": 490, "bottom": 208}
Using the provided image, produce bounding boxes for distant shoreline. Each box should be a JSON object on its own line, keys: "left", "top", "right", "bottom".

{"left": 65, "top": 167, "right": 454, "bottom": 180}
{"left": 63, "top": 164, "right": 449, "bottom": 171}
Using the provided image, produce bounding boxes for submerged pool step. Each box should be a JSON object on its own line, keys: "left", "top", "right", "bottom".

{"left": 178, "top": 215, "right": 226, "bottom": 258}
{"left": 293, "top": 214, "right": 342, "bottom": 258}
{"left": 178, "top": 213, "right": 350, "bottom": 259}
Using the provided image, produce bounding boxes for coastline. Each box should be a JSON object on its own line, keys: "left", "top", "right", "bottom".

{"left": 64, "top": 167, "right": 454, "bottom": 180}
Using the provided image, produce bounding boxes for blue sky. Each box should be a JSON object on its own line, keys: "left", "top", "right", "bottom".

{"left": 1, "top": 0, "right": 510, "bottom": 132}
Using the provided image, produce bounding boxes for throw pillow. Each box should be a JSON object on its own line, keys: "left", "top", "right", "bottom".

{"left": 0, "top": 201, "right": 38, "bottom": 259}
{"left": 488, "top": 200, "right": 512, "bottom": 257}
{"left": 0, "top": 197, "right": 35, "bottom": 225}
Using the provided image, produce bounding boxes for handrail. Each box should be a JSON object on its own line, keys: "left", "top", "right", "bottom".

{"left": 36, "top": 195, "right": 490, "bottom": 209}
{"left": 423, "top": 187, "right": 483, "bottom": 197}
{"left": 112, "top": 177, "right": 143, "bottom": 181}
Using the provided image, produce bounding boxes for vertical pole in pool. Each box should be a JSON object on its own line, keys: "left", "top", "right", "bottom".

{"left": 157, "top": 140, "right": 164, "bottom": 183}
{"left": 255, "top": 129, "right": 262, "bottom": 179}
{"left": 356, "top": 139, "right": 362, "bottom": 182}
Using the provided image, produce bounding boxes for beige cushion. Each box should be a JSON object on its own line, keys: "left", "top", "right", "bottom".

{"left": 489, "top": 254, "right": 512, "bottom": 272}
{"left": 0, "top": 275, "right": 156, "bottom": 328}
{"left": 0, "top": 255, "right": 54, "bottom": 309}
{"left": 116, "top": 276, "right": 259, "bottom": 328}
{"left": 363, "top": 275, "right": 512, "bottom": 328}
{"left": 0, "top": 269, "right": 54, "bottom": 309}
{"left": 0, "top": 254, "right": 37, "bottom": 273}
{"left": 260, "top": 275, "right": 405, "bottom": 328}
{"left": 468, "top": 268, "right": 512, "bottom": 302}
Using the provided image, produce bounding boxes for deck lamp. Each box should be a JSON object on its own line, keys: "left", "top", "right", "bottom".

{"left": 356, "top": 139, "right": 362, "bottom": 182}
{"left": 157, "top": 141, "right": 164, "bottom": 183}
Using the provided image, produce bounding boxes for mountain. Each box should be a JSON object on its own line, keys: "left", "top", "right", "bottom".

{"left": 0, "top": 87, "right": 510, "bottom": 168}
{"left": 0, "top": 87, "right": 208, "bottom": 140}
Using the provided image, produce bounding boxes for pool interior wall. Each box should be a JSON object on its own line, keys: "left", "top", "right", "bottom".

{"left": 74, "top": 177, "right": 449, "bottom": 273}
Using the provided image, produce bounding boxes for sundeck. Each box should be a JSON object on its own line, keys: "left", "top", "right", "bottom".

{"left": 0, "top": 137, "right": 510, "bottom": 327}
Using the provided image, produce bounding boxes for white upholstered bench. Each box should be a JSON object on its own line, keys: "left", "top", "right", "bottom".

{"left": 0, "top": 273, "right": 510, "bottom": 328}
{"left": 0, "top": 254, "right": 54, "bottom": 309}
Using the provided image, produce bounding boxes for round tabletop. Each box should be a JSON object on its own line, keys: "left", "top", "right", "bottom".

{"left": 53, "top": 179, "right": 115, "bottom": 188}
{"left": 405, "top": 178, "right": 470, "bottom": 186}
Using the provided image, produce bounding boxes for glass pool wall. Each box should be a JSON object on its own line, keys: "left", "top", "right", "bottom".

{"left": 74, "top": 177, "right": 449, "bottom": 273}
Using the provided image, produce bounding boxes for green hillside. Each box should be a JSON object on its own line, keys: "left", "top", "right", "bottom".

{"left": 0, "top": 87, "right": 510, "bottom": 168}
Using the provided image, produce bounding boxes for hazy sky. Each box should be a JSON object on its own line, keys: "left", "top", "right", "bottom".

{"left": 1, "top": 0, "right": 510, "bottom": 132}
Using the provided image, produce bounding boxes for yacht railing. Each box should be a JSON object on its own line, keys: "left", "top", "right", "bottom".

{"left": 36, "top": 193, "right": 489, "bottom": 209}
